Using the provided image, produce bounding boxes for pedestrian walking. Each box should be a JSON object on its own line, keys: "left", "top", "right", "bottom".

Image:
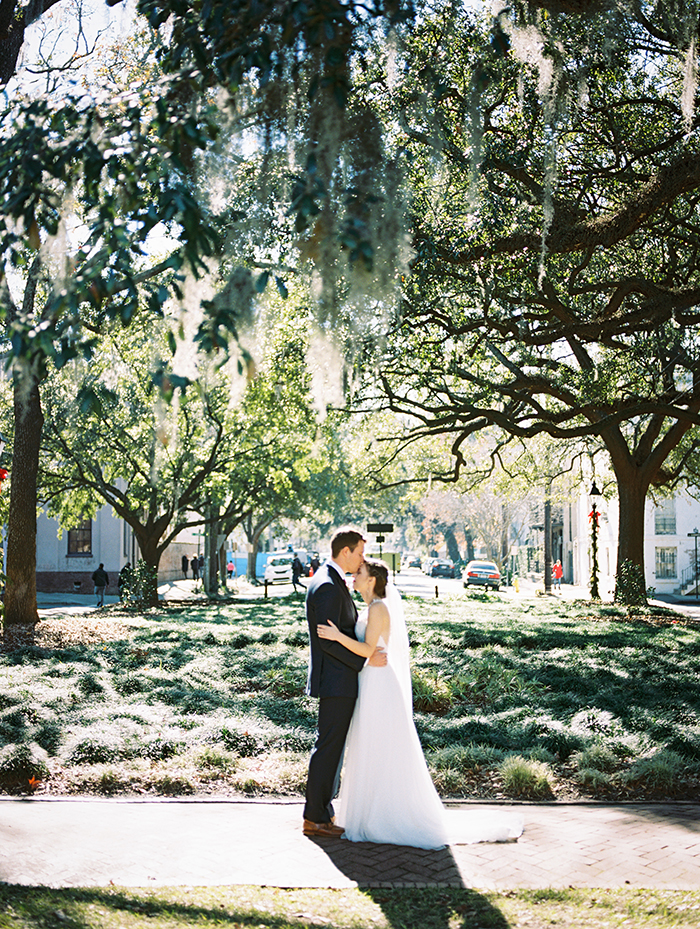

{"left": 553, "top": 560, "right": 563, "bottom": 590}
{"left": 91, "top": 563, "right": 109, "bottom": 607}
{"left": 181, "top": 554, "right": 189, "bottom": 578}
{"left": 191, "top": 556, "right": 199, "bottom": 581}
{"left": 292, "top": 554, "right": 305, "bottom": 593}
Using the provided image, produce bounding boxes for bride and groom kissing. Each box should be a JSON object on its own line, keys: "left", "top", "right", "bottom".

{"left": 302, "top": 526, "right": 524, "bottom": 849}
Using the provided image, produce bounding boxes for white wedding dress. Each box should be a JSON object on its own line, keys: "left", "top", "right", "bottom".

{"left": 337, "top": 589, "right": 524, "bottom": 849}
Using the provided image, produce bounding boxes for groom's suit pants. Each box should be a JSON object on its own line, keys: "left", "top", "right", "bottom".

{"left": 304, "top": 696, "right": 355, "bottom": 824}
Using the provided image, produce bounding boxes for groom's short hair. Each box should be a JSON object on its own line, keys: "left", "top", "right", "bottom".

{"left": 331, "top": 527, "right": 365, "bottom": 558}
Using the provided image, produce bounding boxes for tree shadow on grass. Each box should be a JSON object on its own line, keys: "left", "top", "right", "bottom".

{"left": 0, "top": 883, "right": 511, "bottom": 929}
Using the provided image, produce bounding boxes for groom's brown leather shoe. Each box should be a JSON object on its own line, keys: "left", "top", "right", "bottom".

{"left": 303, "top": 819, "right": 345, "bottom": 837}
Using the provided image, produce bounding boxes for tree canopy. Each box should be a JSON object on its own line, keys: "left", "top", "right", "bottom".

{"left": 348, "top": 2, "right": 700, "bottom": 600}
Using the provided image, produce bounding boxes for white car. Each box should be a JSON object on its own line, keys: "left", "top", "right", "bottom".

{"left": 264, "top": 554, "right": 294, "bottom": 584}
{"left": 462, "top": 560, "right": 501, "bottom": 590}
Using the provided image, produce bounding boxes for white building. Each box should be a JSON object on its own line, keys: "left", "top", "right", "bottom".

{"left": 35, "top": 503, "right": 201, "bottom": 593}
{"left": 563, "top": 487, "right": 700, "bottom": 599}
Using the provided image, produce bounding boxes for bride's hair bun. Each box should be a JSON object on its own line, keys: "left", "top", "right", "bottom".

{"left": 364, "top": 558, "right": 388, "bottom": 598}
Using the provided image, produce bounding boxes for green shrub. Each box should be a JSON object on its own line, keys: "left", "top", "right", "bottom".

{"left": 571, "top": 743, "right": 621, "bottom": 773}
{"left": 78, "top": 673, "right": 104, "bottom": 696}
{"left": 265, "top": 667, "right": 304, "bottom": 698}
{"left": 96, "top": 769, "right": 122, "bottom": 795}
{"left": 0, "top": 742, "right": 50, "bottom": 784}
{"left": 574, "top": 768, "right": 613, "bottom": 791}
{"left": 412, "top": 670, "right": 451, "bottom": 715}
{"left": 195, "top": 746, "right": 237, "bottom": 773}
{"left": 429, "top": 742, "right": 504, "bottom": 771}
{"left": 143, "top": 737, "right": 182, "bottom": 761}
{"left": 153, "top": 774, "right": 195, "bottom": 795}
{"left": 665, "top": 732, "right": 700, "bottom": 761}
{"left": 114, "top": 675, "right": 149, "bottom": 695}
{"left": 218, "top": 725, "right": 266, "bottom": 757}
{"left": 0, "top": 708, "right": 29, "bottom": 743}
{"left": 67, "top": 738, "right": 118, "bottom": 765}
{"left": 34, "top": 720, "right": 62, "bottom": 755}
{"left": 500, "top": 755, "right": 556, "bottom": 799}
{"left": 272, "top": 728, "right": 314, "bottom": 752}
{"left": 430, "top": 767, "right": 469, "bottom": 795}
{"left": 623, "top": 750, "right": 686, "bottom": 792}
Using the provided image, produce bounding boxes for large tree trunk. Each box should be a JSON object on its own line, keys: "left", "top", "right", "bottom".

{"left": 613, "top": 470, "right": 650, "bottom": 605}
{"left": 204, "top": 504, "right": 220, "bottom": 597}
{"left": 543, "top": 486, "right": 552, "bottom": 593}
{"left": 4, "top": 367, "right": 43, "bottom": 628}
{"left": 131, "top": 534, "right": 161, "bottom": 607}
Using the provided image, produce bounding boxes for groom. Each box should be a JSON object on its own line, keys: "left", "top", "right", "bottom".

{"left": 303, "top": 526, "right": 386, "bottom": 837}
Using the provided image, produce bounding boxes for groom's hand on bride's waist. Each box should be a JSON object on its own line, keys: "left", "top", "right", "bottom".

{"left": 367, "top": 647, "right": 387, "bottom": 667}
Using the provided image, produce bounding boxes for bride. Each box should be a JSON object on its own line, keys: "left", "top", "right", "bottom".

{"left": 317, "top": 558, "right": 523, "bottom": 849}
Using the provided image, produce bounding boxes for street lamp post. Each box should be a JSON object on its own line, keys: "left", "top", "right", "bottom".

{"left": 688, "top": 528, "right": 700, "bottom": 603}
{"left": 589, "top": 482, "right": 602, "bottom": 600}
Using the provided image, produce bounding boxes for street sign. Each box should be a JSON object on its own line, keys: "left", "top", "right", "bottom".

{"left": 367, "top": 523, "right": 393, "bottom": 533}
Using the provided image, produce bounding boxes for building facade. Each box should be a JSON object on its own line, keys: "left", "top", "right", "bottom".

{"left": 35, "top": 503, "right": 201, "bottom": 593}
{"left": 562, "top": 487, "right": 700, "bottom": 598}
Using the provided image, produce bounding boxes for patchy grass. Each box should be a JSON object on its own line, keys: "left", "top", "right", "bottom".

{"left": 1, "top": 592, "right": 699, "bottom": 800}
{"left": 1, "top": 884, "right": 700, "bottom": 929}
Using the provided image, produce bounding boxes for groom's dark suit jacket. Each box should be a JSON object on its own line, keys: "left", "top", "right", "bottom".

{"left": 306, "top": 562, "right": 365, "bottom": 698}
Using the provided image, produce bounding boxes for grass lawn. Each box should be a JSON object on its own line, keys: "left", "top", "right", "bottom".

{"left": 1, "top": 591, "right": 699, "bottom": 800}
{"left": 2, "top": 884, "right": 700, "bottom": 929}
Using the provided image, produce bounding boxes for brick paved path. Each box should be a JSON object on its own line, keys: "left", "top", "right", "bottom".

{"left": 1, "top": 799, "right": 698, "bottom": 890}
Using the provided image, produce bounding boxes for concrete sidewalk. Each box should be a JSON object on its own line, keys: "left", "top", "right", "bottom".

{"left": 1, "top": 798, "right": 698, "bottom": 890}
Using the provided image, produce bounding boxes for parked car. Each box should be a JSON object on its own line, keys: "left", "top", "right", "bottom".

{"left": 428, "top": 559, "right": 457, "bottom": 578}
{"left": 404, "top": 553, "right": 422, "bottom": 569}
{"left": 462, "top": 560, "right": 501, "bottom": 590}
{"left": 264, "top": 553, "right": 294, "bottom": 584}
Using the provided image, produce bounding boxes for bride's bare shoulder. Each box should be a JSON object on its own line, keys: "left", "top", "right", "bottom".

{"left": 368, "top": 599, "right": 390, "bottom": 623}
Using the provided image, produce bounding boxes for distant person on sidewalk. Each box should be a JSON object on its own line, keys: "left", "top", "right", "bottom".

{"left": 92, "top": 564, "right": 109, "bottom": 607}
{"left": 553, "top": 560, "right": 563, "bottom": 590}
{"left": 191, "top": 556, "right": 199, "bottom": 581}
{"left": 181, "top": 554, "right": 189, "bottom": 578}
{"left": 292, "top": 555, "right": 305, "bottom": 593}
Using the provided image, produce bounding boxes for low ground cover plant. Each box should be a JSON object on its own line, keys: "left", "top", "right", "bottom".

{"left": 1, "top": 593, "right": 699, "bottom": 800}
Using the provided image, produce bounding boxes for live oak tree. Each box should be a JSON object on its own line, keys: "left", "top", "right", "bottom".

{"left": 39, "top": 316, "right": 248, "bottom": 606}
{"left": 4, "top": 0, "right": 700, "bottom": 624}
{"left": 0, "top": 31, "right": 219, "bottom": 625}
{"left": 40, "top": 297, "right": 340, "bottom": 603}
{"left": 356, "top": 3, "right": 700, "bottom": 603}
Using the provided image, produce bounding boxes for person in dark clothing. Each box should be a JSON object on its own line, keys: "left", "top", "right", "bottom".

{"left": 191, "top": 556, "right": 199, "bottom": 581}
{"left": 91, "top": 564, "right": 109, "bottom": 607}
{"left": 292, "top": 555, "right": 305, "bottom": 592}
{"left": 118, "top": 562, "right": 133, "bottom": 601}
{"left": 181, "top": 555, "right": 189, "bottom": 578}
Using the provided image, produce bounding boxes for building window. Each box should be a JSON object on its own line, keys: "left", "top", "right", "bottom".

{"left": 655, "top": 546, "right": 677, "bottom": 579}
{"left": 67, "top": 519, "right": 92, "bottom": 555}
{"left": 654, "top": 498, "right": 676, "bottom": 535}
